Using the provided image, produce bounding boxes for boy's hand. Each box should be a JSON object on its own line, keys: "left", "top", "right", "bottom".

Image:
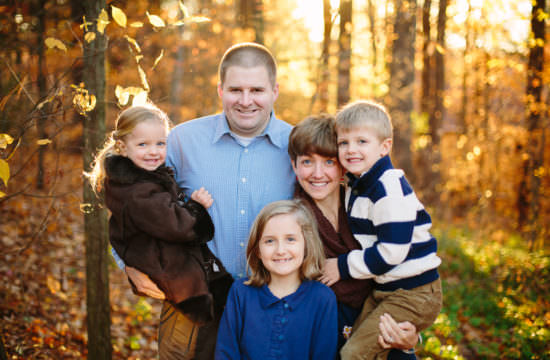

{"left": 378, "top": 313, "right": 418, "bottom": 350}
{"left": 191, "top": 187, "right": 213, "bottom": 209}
{"left": 319, "top": 258, "right": 340, "bottom": 286}
{"left": 126, "top": 266, "right": 166, "bottom": 300}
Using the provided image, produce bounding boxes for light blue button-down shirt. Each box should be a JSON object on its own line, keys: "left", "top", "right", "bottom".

{"left": 165, "top": 112, "right": 295, "bottom": 278}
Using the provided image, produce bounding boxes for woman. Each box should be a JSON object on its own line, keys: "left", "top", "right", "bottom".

{"left": 288, "top": 114, "right": 419, "bottom": 359}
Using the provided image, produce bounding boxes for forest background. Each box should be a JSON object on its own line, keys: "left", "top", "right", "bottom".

{"left": 0, "top": 0, "right": 548, "bottom": 359}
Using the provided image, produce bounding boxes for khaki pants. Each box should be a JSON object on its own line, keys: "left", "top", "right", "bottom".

{"left": 158, "top": 302, "right": 220, "bottom": 360}
{"left": 340, "top": 278, "right": 442, "bottom": 360}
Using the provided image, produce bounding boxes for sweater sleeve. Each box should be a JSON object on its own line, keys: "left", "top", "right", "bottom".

{"left": 125, "top": 183, "right": 201, "bottom": 243}
{"left": 215, "top": 282, "right": 243, "bottom": 359}
{"left": 344, "top": 193, "right": 417, "bottom": 280}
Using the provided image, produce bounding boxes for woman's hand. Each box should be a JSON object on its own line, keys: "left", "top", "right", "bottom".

{"left": 191, "top": 187, "right": 213, "bottom": 209}
{"left": 319, "top": 258, "right": 340, "bottom": 287}
{"left": 378, "top": 313, "right": 419, "bottom": 350}
{"left": 125, "top": 266, "right": 166, "bottom": 300}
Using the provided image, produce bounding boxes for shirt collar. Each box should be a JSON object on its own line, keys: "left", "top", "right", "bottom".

{"left": 346, "top": 155, "right": 393, "bottom": 190}
{"left": 212, "top": 112, "right": 286, "bottom": 149}
{"left": 258, "top": 280, "right": 313, "bottom": 311}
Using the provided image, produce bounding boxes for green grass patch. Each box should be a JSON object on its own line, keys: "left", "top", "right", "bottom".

{"left": 416, "top": 227, "right": 549, "bottom": 359}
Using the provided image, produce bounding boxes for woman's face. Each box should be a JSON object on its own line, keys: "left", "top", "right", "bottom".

{"left": 292, "top": 153, "right": 343, "bottom": 203}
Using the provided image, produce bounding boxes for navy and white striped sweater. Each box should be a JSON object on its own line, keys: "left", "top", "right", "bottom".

{"left": 337, "top": 155, "right": 441, "bottom": 291}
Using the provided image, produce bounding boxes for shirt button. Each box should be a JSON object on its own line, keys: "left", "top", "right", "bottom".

{"left": 244, "top": 148, "right": 248, "bottom": 153}
{"left": 241, "top": 177, "right": 247, "bottom": 183}
{"left": 240, "top": 209, "right": 245, "bottom": 215}
{"left": 240, "top": 242, "right": 244, "bottom": 247}
{"left": 281, "top": 317, "right": 287, "bottom": 324}
{"left": 278, "top": 335, "right": 284, "bottom": 341}
{"left": 284, "top": 303, "right": 289, "bottom": 309}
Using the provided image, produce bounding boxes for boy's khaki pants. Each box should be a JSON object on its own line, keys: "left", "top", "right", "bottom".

{"left": 340, "top": 278, "right": 442, "bottom": 360}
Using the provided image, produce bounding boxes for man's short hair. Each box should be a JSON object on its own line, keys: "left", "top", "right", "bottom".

{"left": 288, "top": 114, "right": 338, "bottom": 161}
{"left": 335, "top": 100, "right": 393, "bottom": 140}
{"left": 218, "top": 42, "right": 277, "bottom": 87}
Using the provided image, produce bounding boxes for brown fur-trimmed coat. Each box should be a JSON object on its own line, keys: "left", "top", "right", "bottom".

{"left": 104, "top": 155, "right": 232, "bottom": 324}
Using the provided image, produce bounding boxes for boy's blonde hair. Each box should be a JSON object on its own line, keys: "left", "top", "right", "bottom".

{"left": 288, "top": 114, "right": 337, "bottom": 161}
{"left": 85, "top": 104, "right": 171, "bottom": 193}
{"left": 219, "top": 42, "right": 277, "bottom": 87}
{"left": 335, "top": 100, "right": 393, "bottom": 141}
{"left": 245, "top": 200, "right": 325, "bottom": 287}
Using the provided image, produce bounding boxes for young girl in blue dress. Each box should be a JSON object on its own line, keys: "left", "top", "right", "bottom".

{"left": 215, "top": 199, "right": 338, "bottom": 359}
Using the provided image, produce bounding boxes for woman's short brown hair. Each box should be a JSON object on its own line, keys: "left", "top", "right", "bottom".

{"left": 288, "top": 114, "right": 338, "bottom": 162}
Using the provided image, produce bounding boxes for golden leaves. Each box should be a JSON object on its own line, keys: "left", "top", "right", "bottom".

{"left": 152, "top": 50, "right": 164, "bottom": 70}
{"left": 97, "top": 9, "right": 110, "bottom": 34}
{"left": 0, "top": 159, "right": 9, "bottom": 187}
{"left": 146, "top": 11, "right": 165, "bottom": 28}
{"left": 111, "top": 5, "right": 127, "bottom": 28}
{"left": 44, "top": 38, "right": 67, "bottom": 52}
{"left": 84, "top": 32, "right": 96, "bottom": 43}
{"left": 71, "top": 84, "right": 96, "bottom": 115}
{"left": 115, "top": 86, "right": 148, "bottom": 107}
{"left": 36, "top": 139, "right": 52, "bottom": 146}
{"left": 0, "top": 133, "right": 13, "bottom": 150}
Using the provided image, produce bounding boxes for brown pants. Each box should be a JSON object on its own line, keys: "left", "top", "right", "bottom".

{"left": 158, "top": 302, "right": 220, "bottom": 360}
{"left": 340, "top": 278, "right": 442, "bottom": 360}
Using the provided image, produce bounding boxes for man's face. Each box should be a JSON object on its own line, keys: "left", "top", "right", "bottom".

{"left": 218, "top": 65, "right": 279, "bottom": 138}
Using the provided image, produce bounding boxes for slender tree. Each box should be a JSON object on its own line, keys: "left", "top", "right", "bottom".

{"left": 319, "top": 0, "right": 332, "bottom": 112}
{"left": 518, "top": 0, "right": 546, "bottom": 248}
{"left": 337, "top": 0, "right": 352, "bottom": 107}
{"left": 81, "top": 0, "right": 111, "bottom": 357}
{"left": 388, "top": 0, "right": 416, "bottom": 179}
{"left": 432, "top": 0, "right": 448, "bottom": 146}
{"left": 420, "top": 0, "right": 433, "bottom": 121}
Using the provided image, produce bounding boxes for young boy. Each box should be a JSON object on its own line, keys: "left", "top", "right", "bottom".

{"left": 323, "top": 100, "right": 442, "bottom": 360}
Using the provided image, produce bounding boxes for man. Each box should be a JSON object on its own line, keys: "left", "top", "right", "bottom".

{"left": 118, "top": 43, "right": 296, "bottom": 359}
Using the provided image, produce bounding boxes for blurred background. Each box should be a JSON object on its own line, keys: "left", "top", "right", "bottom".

{"left": 0, "top": 0, "right": 548, "bottom": 359}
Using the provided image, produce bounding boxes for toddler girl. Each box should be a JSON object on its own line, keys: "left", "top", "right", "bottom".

{"left": 86, "top": 104, "right": 232, "bottom": 324}
{"left": 215, "top": 199, "right": 338, "bottom": 359}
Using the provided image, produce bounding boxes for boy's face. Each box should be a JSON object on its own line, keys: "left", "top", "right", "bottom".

{"left": 337, "top": 126, "right": 391, "bottom": 177}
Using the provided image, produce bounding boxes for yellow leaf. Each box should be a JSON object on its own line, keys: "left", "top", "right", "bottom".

{"left": 0, "top": 159, "right": 9, "bottom": 187}
{"left": 80, "top": 15, "right": 93, "bottom": 32}
{"left": 137, "top": 65, "right": 150, "bottom": 91}
{"left": 97, "top": 9, "right": 110, "bottom": 34}
{"left": 0, "top": 191, "right": 5, "bottom": 198}
{"left": 124, "top": 35, "right": 141, "bottom": 53}
{"left": 115, "top": 85, "right": 130, "bottom": 106}
{"left": 179, "top": 1, "right": 190, "bottom": 18}
{"left": 130, "top": 21, "right": 144, "bottom": 28}
{"left": 132, "top": 91, "right": 148, "bottom": 106}
{"left": 37, "top": 139, "right": 52, "bottom": 146}
{"left": 135, "top": 55, "right": 143, "bottom": 63}
{"left": 46, "top": 275, "right": 60, "bottom": 294}
{"left": 435, "top": 43, "right": 445, "bottom": 54}
{"left": 152, "top": 50, "right": 164, "bottom": 69}
{"left": 186, "top": 15, "right": 211, "bottom": 23}
{"left": 45, "top": 37, "right": 67, "bottom": 52}
{"left": 111, "top": 5, "right": 127, "bottom": 27}
{"left": 84, "top": 32, "right": 96, "bottom": 43}
{"left": 0, "top": 134, "right": 14, "bottom": 149}
{"left": 146, "top": 12, "right": 165, "bottom": 28}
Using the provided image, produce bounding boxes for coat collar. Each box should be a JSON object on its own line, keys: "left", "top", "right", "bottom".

{"left": 104, "top": 155, "right": 174, "bottom": 188}
{"left": 258, "top": 280, "right": 313, "bottom": 311}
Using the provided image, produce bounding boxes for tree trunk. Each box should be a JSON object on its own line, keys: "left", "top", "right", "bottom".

{"left": 366, "top": 0, "right": 377, "bottom": 72}
{"left": 518, "top": 0, "right": 546, "bottom": 248}
{"left": 237, "top": 0, "right": 264, "bottom": 44}
{"left": 432, "top": 0, "right": 447, "bottom": 146}
{"left": 82, "top": 0, "right": 111, "bottom": 358}
{"left": 337, "top": 0, "right": 352, "bottom": 107}
{"left": 319, "top": 0, "right": 332, "bottom": 112}
{"left": 459, "top": 0, "right": 472, "bottom": 133}
{"left": 0, "top": 333, "right": 7, "bottom": 360}
{"left": 420, "top": 0, "right": 433, "bottom": 120}
{"left": 388, "top": 0, "right": 416, "bottom": 179}
{"left": 35, "top": 0, "right": 47, "bottom": 189}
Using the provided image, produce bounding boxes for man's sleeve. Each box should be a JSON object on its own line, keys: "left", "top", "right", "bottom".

{"left": 111, "top": 247, "right": 125, "bottom": 270}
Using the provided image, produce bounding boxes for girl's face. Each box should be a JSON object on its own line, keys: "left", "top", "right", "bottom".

{"left": 118, "top": 120, "right": 168, "bottom": 171}
{"left": 259, "top": 213, "right": 305, "bottom": 284}
{"left": 292, "top": 153, "right": 343, "bottom": 203}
